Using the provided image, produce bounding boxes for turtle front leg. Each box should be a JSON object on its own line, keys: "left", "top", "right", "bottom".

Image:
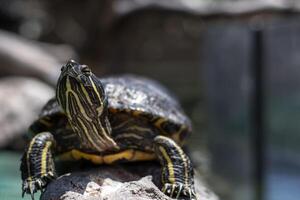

{"left": 154, "top": 136, "right": 196, "bottom": 200}
{"left": 20, "top": 132, "right": 56, "bottom": 199}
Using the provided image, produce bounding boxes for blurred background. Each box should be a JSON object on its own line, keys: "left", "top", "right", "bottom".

{"left": 0, "top": 0, "right": 300, "bottom": 200}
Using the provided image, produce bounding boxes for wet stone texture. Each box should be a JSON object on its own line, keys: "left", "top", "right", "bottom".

{"left": 41, "top": 162, "right": 218, "bottom": 200}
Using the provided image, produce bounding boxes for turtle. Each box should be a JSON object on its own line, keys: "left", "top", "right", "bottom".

{"left": 20, "top": 60, "right": 196, "bottom": 200}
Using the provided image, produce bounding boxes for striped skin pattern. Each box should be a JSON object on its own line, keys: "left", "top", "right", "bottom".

{"left": 154, "top": 136, "right": 195, "bottom": 199}
{"left": 108, "top": 108, "right": 191, "bottom": 148}
{"left": 21, "top": 60, "right": 196, "bottom": 200}
{"left": 56, "top": 62, "right": 119, "bottom": 152}
{"left": 20, "top": 132, "right": 56, "bottom": 199}
{"left": 109, "top": 112, "right": 157, "bottom": 151}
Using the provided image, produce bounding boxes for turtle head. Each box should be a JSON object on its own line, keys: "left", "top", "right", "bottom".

{"left": 56, "top": 60, "right": 106, "bottom": 116}
{"left": 59, "top": 60, "right": 98, "bottom": 87}
{"left": 56, "top": 60, "right": 118, "bottom": 151}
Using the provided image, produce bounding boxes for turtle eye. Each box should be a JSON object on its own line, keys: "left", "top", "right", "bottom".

{"left": 81, "top": 65, "right": 91, "bottom": 74}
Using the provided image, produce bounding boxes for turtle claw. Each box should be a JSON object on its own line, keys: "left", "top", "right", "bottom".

{"left": 162, "top": 183, "right": 196, "bottom": 200}
{"left": 22, "top": 173, "right": 55, "bottom": 199}
{"left": 22, "top": 178, "right": 39, "bottom": 200}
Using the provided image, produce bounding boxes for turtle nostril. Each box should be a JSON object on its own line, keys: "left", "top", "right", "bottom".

{"left": 66, "top": 59, "right": 77, "bottom": 68}
{"left": 61, "top": 66, "right": 66, "bottom": 72}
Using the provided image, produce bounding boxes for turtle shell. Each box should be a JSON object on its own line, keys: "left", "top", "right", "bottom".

{"left": 34, "top": 75, "right": 192, "bottom": 143}
{"left": 102, "top": 75, "right": 192, "bottom": 139}
{"left": 100, "top": 75, "right": 190, "bottom": 123}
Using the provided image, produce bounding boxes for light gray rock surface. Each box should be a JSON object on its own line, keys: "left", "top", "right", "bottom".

{"left": 0, "top": 77, "right": 54, "bottom": 149}
{"left": 0, "top": 30, "right": 77, "bottom": 85}
{"left": 41, "top": 163, "right": 218, "bottom": 200}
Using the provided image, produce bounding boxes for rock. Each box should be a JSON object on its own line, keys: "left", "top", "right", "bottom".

{"left": 0, "top": 77, "right": 54, "bottom": 149}
{"left": 0, "top": 30, "right": 77, "bottom": 85}
{"left": 114, "top": 0, "right": 300, "bottom": 16}
{"left": 59, "top": 176, "right": 169, "bottom": 200}
{"left": 41, "top": 162, "right": 218, "bottom": 200}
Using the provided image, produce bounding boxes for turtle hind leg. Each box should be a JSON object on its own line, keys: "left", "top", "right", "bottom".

{"left": 154, "top": 135, "right": 196, "bottom": 200}
{"left": 20, "top": 132, "right": 57, "bottom": 199}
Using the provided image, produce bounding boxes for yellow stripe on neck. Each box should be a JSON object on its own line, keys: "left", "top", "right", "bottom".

{"left": 41, "top": 141, "right": 52, "bottom": 176}
{"left": 159, "top": 146, "right": 175, "bottom": 183}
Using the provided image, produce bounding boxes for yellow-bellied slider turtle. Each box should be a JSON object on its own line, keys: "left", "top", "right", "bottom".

{"left": 20, "top": 60, "right": 195, "bottom": 200}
